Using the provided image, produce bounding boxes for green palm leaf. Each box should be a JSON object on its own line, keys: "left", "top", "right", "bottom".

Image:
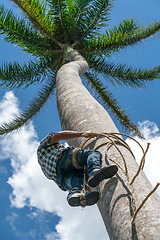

{"left": 74, "top": 0, "right": 113, "bottom": 42}
{"left": 11, "top": 0, "right": 63, "bottom": 47}
{"left": 47, "top": 0, "right": 112, "bottom": 44}
{"left": 1, "top": 0, "right": 160, "bottom": 137}
{"left": 85, "top": 18, "right": 160, "bottom": 53}
{"left": 73, "top": 0, "right": 92, "bottom": 27}
{"left": 86, "top": 54, "right": 160, "bottom": 88}
{"left": 0, "top": 5, "right": 59, "bottom": 55}
{"left": 47, "top": 0, "right": 71, "bottom": 42}
{"left": 0, "top": 54, "right": 62, "bottom": 89}
{"left": 0, "top": 75, "right": 56, "bottom": 135}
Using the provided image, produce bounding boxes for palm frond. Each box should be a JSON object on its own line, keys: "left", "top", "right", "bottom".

{"left": 86, "top": 54, "right": 160, "bottom": 88}
{"left": 85, "top": 18, "right": 160, "bottom": 53}
{"left": 73, "top": 0, "right": 92, "bottom": 26}
{"left": 0, "top": 54, "right": 62, "bottom": 89}
{"left": 75, "top": 0, "right": 113, "bottom": 42}
{"left": 0, "top": 75, "right": 56, "bottom": 135}
{"left": 83, "top": 72, "right": 143, "bottom": 138}
{"left": 0, "top": 5, "right": 60, "bottom": 55}
{"left": 47, "top": 0, "right": 69, "bottom": 42}
{"left": 0, "top": 0, "right": 159, "bottom": 137}
{"left": 47, "top": 0, "right": 91, "bottom": 43}
{"left": 11, "top": 0, "right": 63, "bottom": 47}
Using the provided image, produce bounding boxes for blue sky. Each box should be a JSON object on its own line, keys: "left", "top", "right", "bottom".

{"left": 0, "top": 0, "right": 160, "bottom": 239}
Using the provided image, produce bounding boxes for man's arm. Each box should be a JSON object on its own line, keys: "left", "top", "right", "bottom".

{"left": 48, "top": 130, "right": 98, "bottom": 144}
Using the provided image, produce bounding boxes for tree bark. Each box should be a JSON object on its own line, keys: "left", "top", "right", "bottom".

{"left": 56, "top": 50, "right": 160, "bottom": 240}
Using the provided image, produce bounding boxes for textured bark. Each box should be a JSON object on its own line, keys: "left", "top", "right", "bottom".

{"left": 56, "top": 51, "right": 160, "bottom": 239}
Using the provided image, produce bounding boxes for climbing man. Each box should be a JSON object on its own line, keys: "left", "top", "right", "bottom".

{"left": 37, "top": 130, "right": 118, "bottom": 207}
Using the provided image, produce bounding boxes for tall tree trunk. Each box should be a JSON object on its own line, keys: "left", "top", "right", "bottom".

{"left": 56, "top": 51, "right": 160, "bottom": 239}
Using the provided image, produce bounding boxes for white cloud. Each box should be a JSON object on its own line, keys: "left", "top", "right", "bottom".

{"left": 0, "top": 91, "right": 19, "bottom": 124}
{"left": 45, "top": 232, "right": 60, "bottom": 240}
{"left": 6, "top": 212, "right": 18, "bottom": 231}
{"left": 126, "top": 120, "right": 160, "bottom": 195}
{"left": 0, "top": 92, "right": 107, "bottom": 240}
{"left": 1, "top": 92, "right": 160, "bottom": 240}
{"left": 0, "top": 166, "right": 7, "bottom": 174}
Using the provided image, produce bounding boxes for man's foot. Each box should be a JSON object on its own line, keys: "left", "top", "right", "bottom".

{"left": 88, "top": 165, "right": 118, "bottom": 188}
{"left": 68, "top": 191, "right": 99, "bottom": 207}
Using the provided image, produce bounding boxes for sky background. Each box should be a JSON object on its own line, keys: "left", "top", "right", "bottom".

{"left": 0, "top": 0, "right": 160, "bottom": 239}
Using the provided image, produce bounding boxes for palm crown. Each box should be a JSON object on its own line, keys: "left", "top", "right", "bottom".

{"left": 0, "top": 0, "right": 160, "bottom": 138}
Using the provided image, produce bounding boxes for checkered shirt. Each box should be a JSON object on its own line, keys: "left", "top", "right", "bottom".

{"left": 37, "top": 135, "right": 66, "bottom": 186}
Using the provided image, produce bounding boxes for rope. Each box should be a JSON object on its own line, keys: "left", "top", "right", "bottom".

{"left": 80, "top": 131, "right": 160, "bottom": 222}
{"left": 79, "top": 166, "right": 87, "bottom": 208}
{"left": 131, "top": 182, "right": 160, "bottom": 224}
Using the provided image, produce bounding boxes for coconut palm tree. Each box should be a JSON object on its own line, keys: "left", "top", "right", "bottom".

{"left": 1, "top": 0, "right": 160, "bottom": 239}
{"left": 1, "top": 0, "right": 160, "bottom": 136}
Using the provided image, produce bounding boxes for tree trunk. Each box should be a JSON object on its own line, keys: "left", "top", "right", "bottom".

{"left": 56, "top": 51, "right": 160, "bottom": 239}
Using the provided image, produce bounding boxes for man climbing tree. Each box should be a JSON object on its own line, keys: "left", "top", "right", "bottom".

{"left": 37, "top": 130, "right": 118, "bottom": 207}
{"left": 1, "top": 0, "right": 160, "bottom": 239}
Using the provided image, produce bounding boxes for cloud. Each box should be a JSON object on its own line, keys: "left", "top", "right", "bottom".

{"left": 0, "top": 92, "right": 107, "bottom": 240}
{"left": 0, "top": 166, "right": 7, "bottom": 174}
{"left": 45, "top": 232, "right": 60, "bottom": 240}
{"left": 6, "top": 212, "right": 18, "bottom": 231}
{"left": 126, "top": 120, "right": 160, "bottom": 195}
{"left": 1, "top": 92, "right": 160, "bottom": 240}
{"left": 0, "top": 91, "right": 19, "bottom": 124}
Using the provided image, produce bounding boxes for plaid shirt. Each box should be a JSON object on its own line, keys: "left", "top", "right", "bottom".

{"left": 37, "top": 135, "right": 67, "bottom": 187}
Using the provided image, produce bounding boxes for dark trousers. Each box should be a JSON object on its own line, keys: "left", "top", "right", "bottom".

{"left": 56, "top": 148, "right": 102, "bottom": 195}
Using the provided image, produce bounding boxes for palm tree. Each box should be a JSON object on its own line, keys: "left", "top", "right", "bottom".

{"left": 1, "top": 0, "right": 160, "bottom": 239}
{"left": 1, "top": 0, "right": 160, "bottom": 136}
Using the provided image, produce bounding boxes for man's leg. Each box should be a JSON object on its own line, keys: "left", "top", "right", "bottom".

{"left": 76, "top": 149, "right": 102, "bottom": 172}
{"left": 57, "top": 152, "right": 99, "bottom": 207}
{"left": 57, "top": 148, "right": 101, "bottom": 172}
{"left": 62, "top": 171, "right": 99, "bottom": 207}
{"left": 57, "top": 148, "right": 118, "bottom": 192}
{"left": 76, "top": 149, "right": 118, "bottom": 187}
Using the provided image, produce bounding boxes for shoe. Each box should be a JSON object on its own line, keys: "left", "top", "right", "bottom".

{"left": 68, "top": 191, "right": 99, "bottom": 207}
{"left": 88, "top": 165, "right": 118, "bottom": 188}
